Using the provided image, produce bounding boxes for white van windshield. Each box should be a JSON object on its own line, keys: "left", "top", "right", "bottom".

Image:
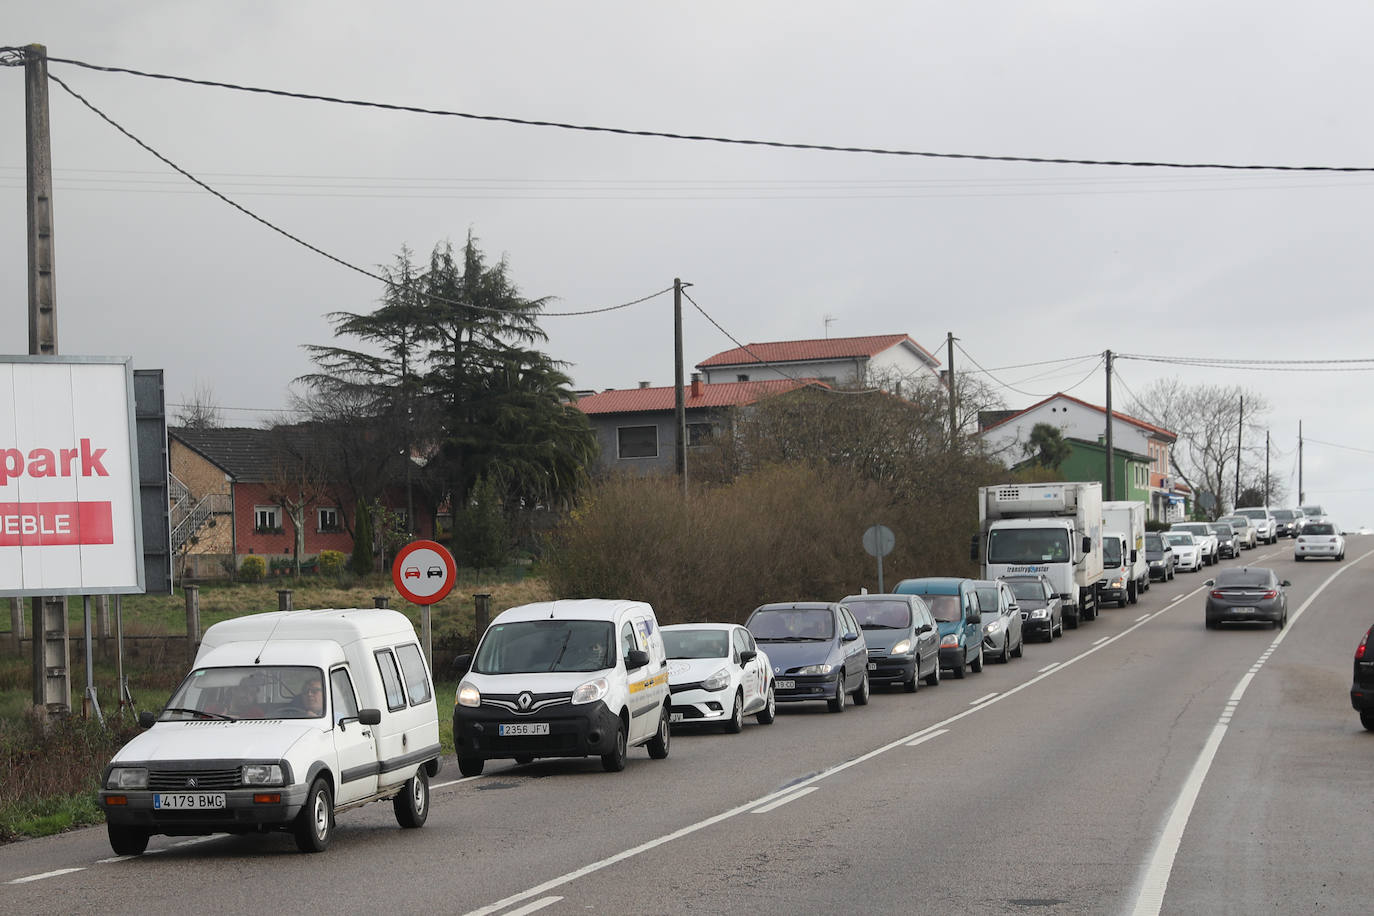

{"left": 988, "top": 528, "right": 1071, "bottom": 564}
{"left": 1102, "top": 538, "right": 1123, "bottom": 567}
{"left": 474, "top": 620, "right": 616, "bottom": 674}
{"left": 162, "top": 665, "right": 325, "bottom": 721}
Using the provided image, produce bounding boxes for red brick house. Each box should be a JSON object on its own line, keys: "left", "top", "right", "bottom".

{"left": 169, "top": 426, "right": 434, "bottom": 576}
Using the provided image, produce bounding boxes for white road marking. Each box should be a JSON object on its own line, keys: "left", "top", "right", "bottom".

{"left": 969, "top": 693, "right": 998, "bottom": 706}
{"left": 499, "top": 896, "right": 563, "bottom": 916}
{"left": 750, "top": 786, "right": 820, "bottom": 814}
{"left": 1170, "top": 593, "right": 1185, "bottom": 603}
{"left": 433, "top": 774, "right": 483, "bottom": 790}
{"left": 905, "top": 728, "right": 948, "bottom": 748}
{"left": 8, "top": 867, "right": 83, "bottom": 884}
{"left": 1038, "top": 662, "right": 1060, "bottom": 673}
{"left": 1093, "top": 636, "right": 1110, "bottom": 646}
{"left": 1129, "top": 547, "right": 1371, "bottom": 915}
{"left": 1136, "top": 615, "right": 1150, "bottom": 622}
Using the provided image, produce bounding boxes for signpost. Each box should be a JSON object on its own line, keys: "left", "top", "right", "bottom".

{"left": 862, "top": 524, "right": 896, "bottom": 593}
{"left": 391, "top": 539, "right": 457, "bottom": 672}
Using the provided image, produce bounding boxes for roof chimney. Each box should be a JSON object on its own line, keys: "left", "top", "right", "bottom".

{"left": 690, "top": 372, "right": 701, "bottom": 398}
{"left": 638, "top": 380, "right": 650, "bottom": 389}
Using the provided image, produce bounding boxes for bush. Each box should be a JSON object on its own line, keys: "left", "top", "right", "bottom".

{"left": 318, "top": 550, "right": 346, "bottom": 575}
{"left": 239, "top": 555, "right": 266, "bottom": 582}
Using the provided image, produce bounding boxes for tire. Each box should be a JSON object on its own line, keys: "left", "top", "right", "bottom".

{"left": 950, "top": 657, "right": 966, "bottom": 679}
{"left": 1012, "top": 635, "right": 1024, "bottom": 659}
{"left": 1294, "top": 555, "right": 1304, "bottom": 562}
{"left": 293, "top": 777, "right": 334, "bottom": 853}
{"left": 924, "top": 658, "right": 941, "bottom": 687}
{"left": 1361, "top": 709, "right": 1374, "bottom": 732}
{"left": 1205, "top": 618, "right": 1216, "bottom": 629}
{"left": 853, "top": 671, "right": 870, "bottom": 705}
{"left": 903, "top": 668, "right": 919, "bottom": 693}
{"left": 647, "top": 706, "right": 671, "bottom": 759}
{"left": 1168, "top": 566, "right": 1175, "bottom": 580}
{"left": 601, "top": 720, "right": 629, "bottom": 771}
{"left": 457, "top": 755, "right": 484, "bottom": 778}
{"left": 999, "top": 638, "right": 1011, "bottom": 663}
{"left": 1066, "top": 612, "right": 1079, "bottom": 630}
{"left": 756, "top": 684, "right": 777, "bottom": 724}
{"left": 107, "top": 824, "right": 149, "bottom": 857}
{"left": 725, "top": 692, "right": 745, "bottom": 733}
{"left": 827, "top": 674, "right": 847, "bottom": 711}
{"left": 392, "top": 769, "right": 429, "bottom": 829}
{"left": 970, "top": 647, "right": 983, "bottom": 673}
{"left": 1128, "top": 581, "right": 1138, "bottom": 605}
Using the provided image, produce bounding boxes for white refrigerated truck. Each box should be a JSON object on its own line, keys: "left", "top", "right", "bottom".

{"left": 974, "top": 482, "right": 1103, "bottom": 628}
{"left": 1102, "top": 500, "right": 1150, "bottom": 604}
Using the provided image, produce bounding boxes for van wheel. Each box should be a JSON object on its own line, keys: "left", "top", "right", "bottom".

{"left": 107, "top": 824, "right": 149, "bottom": 857}
{"left": 648, "top": 706, "right": 671, "bottom": 758}
{"left": 293, "top": 778, "right": 333, "bottom": 853}
{"left": 827, "top": 674, "right": 846, "bottom": 712}
{"left": 725, "top": 692, "right": 744, "bottom": 733}
{"left": 602, "top": 720, "right": 629, "bottom": 771}
{"left": 970, "top": 647, "right": 983, "bottom": 673}
{"left": 392, "top": 769, "right": 429, "bottom": 829}
{"left": 853, "top": 671, "right": 870, "bottom": 705}
{"left": 950, "top": 658, "right": 966, "bottom": 679}
{"left": 457, "top": 755, "right": 484, "bottom": 778}
{"left": 924, "top": 659, "right": 941, "bottom": 687}
{"left": 756, "top": 684, "right": 776, "bottom": 724}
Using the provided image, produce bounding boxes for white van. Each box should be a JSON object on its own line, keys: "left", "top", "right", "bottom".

{"left": 453, "top": 599, "right": 671, "bottom": 775}
{"left": 98, "top": 609, "right": 441, "bottom": 855}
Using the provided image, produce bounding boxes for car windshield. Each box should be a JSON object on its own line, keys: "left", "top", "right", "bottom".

{"left": 748, "top": 608, "right": 835, "bottom": 641}
{"left": 663, "top": 629, "right": 730, "bottom": 659}
{"left": 161, "top": 665, "right": 325, "bottom": 721}
{"left": 922, "top": 595, "right": 962, "bottom": 623}
{"left": 1006, "top": 580, "right": 1047, "bottom": 602}
{"left": 1213, "top": 569, "right": 1273, "bottom": 588}
{"left": 1145, "top": 534, "right": 1165, "bottom": 551}
{"left": 1164, "top": 532, "right": 1194, "bottom": 546}
{"left": 987, "top": 528, "right": 1071, "bottom": 564}
{"left": 1303, "top": 523, "right": 1335, "bottom": 535}
{"left": 1208, "top": 524, "right": 1233, "bottom": 536}
{"left": 1272, "top": 510, "right": 1295, "bottom": 520}
{"left": 1219, "top": 516, "right": 1248, "bottom": 528}
{"left": 1102, "top": 539, "right": 1123, "bottom": 566}
{"left": 473, "top": 619, "right": 616, "bottom": 674}
{"left": 1174, "top": 525, "right": 1207, "bottom": 536}
{"left": 848, "top": 599, "right": 911, "bottom": 629}
{"left": 1235, "top": 508, "right": 1267, "bottom": 519}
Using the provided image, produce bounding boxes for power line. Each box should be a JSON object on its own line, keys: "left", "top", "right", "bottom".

{"left": 1119, "top": 353, "right": 1374, "bottom": 372}
{"left": 955, "top": 342, "right": 1102, "bottom": 399}
{"left": 1305, "top": 437, "right": 1374, "bottom": 456}
{"left": 21, "top": 53, "right": 1374, "bottom": 174}
{"left": 42, "top": 71, "right": 671, "bottom": 320}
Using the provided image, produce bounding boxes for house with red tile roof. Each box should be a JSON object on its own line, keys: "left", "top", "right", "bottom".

{"left": 695, "top": 334, "right": 942, "bottom": 393}
{"left": 978, "top": 392, "right": 1189, "bottom": 521}
{"left": 573, "top": 376, "right": 823, "bottom": 475}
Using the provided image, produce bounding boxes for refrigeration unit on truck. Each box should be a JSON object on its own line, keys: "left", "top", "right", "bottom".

{"left": 973, "top": 482, "right": 1104, "bottom": 628}
{"left": 1102, "top": 500, "right": 1150, "bottom": 604}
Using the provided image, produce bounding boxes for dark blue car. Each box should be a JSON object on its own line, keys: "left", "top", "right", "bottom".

{"left": 892, "top": 577, "right": 985, "bottom": 679}
{"left": 745, "top": 602, "right": 869, "bottom": 712}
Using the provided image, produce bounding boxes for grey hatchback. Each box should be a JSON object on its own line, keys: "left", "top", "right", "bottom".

{"left": 1145, "top": 532, "right": 1175, "bottom": 581}
{"left": 842, "top": 594, "right": 941, "bottom": 692}
{"left": 746, "top": 602, "right": 870, "bottom": 712}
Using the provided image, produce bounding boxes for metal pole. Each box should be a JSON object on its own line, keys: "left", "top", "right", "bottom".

{"left": 1298, "top": 420, "right": 1304, "bottom": 504}
{"left": 947, "top": 332, "right": 957, "bottom": 447}
{"left": 1265, "top": 431, "right": 1271, "bottom": 506}
{"left": 1104, "top": 349, "right": 1115, "bottom": 501}
{"left": 1234, "top": 395, "right": 1243, "bottom": 508}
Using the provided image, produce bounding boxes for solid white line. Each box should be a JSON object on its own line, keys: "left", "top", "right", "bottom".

{"left": 499, "top": 897, "right": 564, "bottom": 916}
{"left": 1170, "top": 593, "right": 1185, "bottom": 603}
{"left": 1136, "top": 614, "right": 1150, "bottom": 622}
{"left": 1093, "top": 636, "right": 1110, "bottom": 646}
{"left": 969, "top": 692, "right": 998, "bottom": 706}
{"left": 750, "top": 786, "right": 819, "bottom": 814}
{"left": 905, "top": 728, "right": 948, "bottom": 748}
{"left": 433, "top": 775, "right": 483, "bottom": 790}
{"left": 8, "top": 867, "right": 84, "bottom": 884}
{"left": 1038, "top": 662, "right": 1060, "bottom": 673}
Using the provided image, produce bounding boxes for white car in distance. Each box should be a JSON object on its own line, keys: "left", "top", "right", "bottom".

{"left": 1163, "top": 531, "right": 1203, "bottom": 572}
{"left": 1169, "top": 522, "right": 1219, "bottom": 566}
{"left": 1294, "top": 520, "right": 1345, "bottom": 561}
{"left": 661, "top": 624, "right": 775, "bottom": 733}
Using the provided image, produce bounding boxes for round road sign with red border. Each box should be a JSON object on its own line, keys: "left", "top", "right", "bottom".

{"left": 392, "top": 540, "right": 457, "bottom": 605}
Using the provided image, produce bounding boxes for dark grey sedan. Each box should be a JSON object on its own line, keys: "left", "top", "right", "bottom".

{"left": 1204, "top": 567, "right": 1290, "bottom": 629}
{"left": 746, "top": 602, "right": 870, "bottom": 712}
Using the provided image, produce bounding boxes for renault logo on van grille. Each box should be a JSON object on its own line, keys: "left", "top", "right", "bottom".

{"left": 517, "top": 692, "right": 533, "bottom": 710}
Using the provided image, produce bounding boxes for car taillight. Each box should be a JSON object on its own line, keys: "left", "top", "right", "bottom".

{"left": 1261, "top": 590, "right": 1278, "bottom": 600}
{"left": 1210, "top": 590, "right": 1226, "bottom": 599}
{"left": 1358, "top": 627, "right": 1373, "bottom": 661}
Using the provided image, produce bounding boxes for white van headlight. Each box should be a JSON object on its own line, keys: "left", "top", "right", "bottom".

{"left": 457, "top": 682, "right": 481, "bottom": 708}
{"left": 572, "top": 677, "right": 609, "bottom": 705}
{"left": 241, "top": 764, "right": 284, "bottom": 786}
{"left": 702, "top": 667, "right": 731, "bottom": 691}
{"left": 106, "top": 767, "right": 147, "bottom": 789}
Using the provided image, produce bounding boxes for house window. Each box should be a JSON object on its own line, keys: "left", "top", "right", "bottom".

{"left": 318, "top": 507, "right": 340, "bottom": 532}
{"left": 687, "top": 422, "right": 714, "bottom": 447}
{"left": 736, "top": 374, "right": 750, "bottom": 382}
{"left": 617, "top": 425, "right": 658, "bottom": 459}
{"left": 254, "top": 506, "right": 282, "bottom": 533}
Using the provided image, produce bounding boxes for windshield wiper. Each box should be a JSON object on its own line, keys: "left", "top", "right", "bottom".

{"left": 547, "top": 630, "right": 574, "bottom": 671}
{"left": 162, "top": 707, "right": 233, "bottom": 721}
{"left": 860, "top": 624, "right": 898, "bottom": 630}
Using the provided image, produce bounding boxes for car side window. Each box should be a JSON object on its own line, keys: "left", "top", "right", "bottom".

{"left": 329, "top": 668, "right": 360, "bottom": 727}
{"left": 395, "top": 643, "right": 433, "bottom": 706}
{"left": 839, "top": 608, "right": 858, "bottom": 639}
{"left": 621, "top": 621, "right": 641, "bottom": 662}
{"left": 732, "top": 628, "right": 750, "bottom": 660}
{"left": 374, "top": 649, "right": 407, "bottom": 711}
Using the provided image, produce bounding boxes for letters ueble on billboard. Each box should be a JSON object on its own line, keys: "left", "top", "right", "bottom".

{"left": 0, "top": 357, "right": 146, "bottom": 596}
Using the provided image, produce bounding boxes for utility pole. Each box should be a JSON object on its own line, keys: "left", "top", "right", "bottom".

{"left": 1265, "top": 431, "right": 1271, "bottom": 506}
{"left": 1234, "top": 395, "right": 1243, "bottom": 509}
{"left": 946, "top": 332, "right": 957, "bottom": 447}
{"left": 673, "top": 278, "right": 687, "bottom": 497}
{"left": 1104, "top": 349, "right": 1115, "bottom": 501}
{"left": 24, "top": 44, "right": 71, "bottom": 715}
{"left": 1298, "top": 420, "right": 1304, "bottom": 504}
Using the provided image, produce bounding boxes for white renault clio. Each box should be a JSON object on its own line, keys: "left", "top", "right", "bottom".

{"left": 453, "top": 599, "right": 671, "bottom": 775}
{"left": 661, "top": 623, "right": 775, "bottom": 733}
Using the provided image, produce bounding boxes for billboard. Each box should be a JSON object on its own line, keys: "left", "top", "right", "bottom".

{"left": 0, "top": 356, "right": 146, "bottom": 596}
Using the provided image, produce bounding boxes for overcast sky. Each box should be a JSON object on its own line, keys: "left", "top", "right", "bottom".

{"left": 4, "top": 2, "right": 1373, "bottom": 525}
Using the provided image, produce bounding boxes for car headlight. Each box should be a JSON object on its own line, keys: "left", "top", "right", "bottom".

{"left": 1110, "top": 578, "right": 1124, "bottom": 589}
{"left": 702, "top": 667, "right": 731, "bottom": 691}
{"left": 456, "top": 682, "right": 481, "bottom": 708}
{"left": 1030, "top": 608, "right": 1049, "bottom": 619}
{"left": 890, "top": 639, "right": 913, "bottom": 656}
{"left": 985, "top": 620, "right": 1003, "bottom": 635}
{"left": 241, "top": 764, "right": 284, "bottom": 786}
{"left": 571, "top": 677, "right": 610, "bottom": 705}
{"left": 795, "top": 664, "right": 833, "bottom": 676}
{"left": 106, "top": 767, "right": 148, "bottom": 790}
{"left": 940, "top": 633, "right": 960, "bottom": 648}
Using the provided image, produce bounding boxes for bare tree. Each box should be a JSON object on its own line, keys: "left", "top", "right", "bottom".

{"left": 262, "top": 428, "right": 335, "bottom": 577}
{"left": 175, "top": 380, "right": 223, "bottom": 429}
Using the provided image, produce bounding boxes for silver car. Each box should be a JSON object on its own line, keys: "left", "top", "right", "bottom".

{"left": 1170, "top": 522, "right": 1218, "bottom": 566}
{"left": 1217, "top": 515, "right": 1258, "bottom": 550}
{"left": 973, "top": 580, "right": 1025, "bottom": 664}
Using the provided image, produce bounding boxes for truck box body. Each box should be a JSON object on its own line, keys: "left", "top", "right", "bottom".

{"left": 976, "top": 482, "right": 1104, "bottom": 624}
{"left": 1102, "top": 500, "right": 1150, "bottom": 600}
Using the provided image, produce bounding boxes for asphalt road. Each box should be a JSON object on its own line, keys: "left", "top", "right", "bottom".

{"left": 3, "top": 538, "right": 1370, "bottom": 915}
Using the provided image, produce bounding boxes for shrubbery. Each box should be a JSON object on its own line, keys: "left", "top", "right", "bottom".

{"left": 239, "top": 555, "right": 266, "bottom": 582}
{"left": 318, "top": 549, "right": 346, "bottom": 575}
